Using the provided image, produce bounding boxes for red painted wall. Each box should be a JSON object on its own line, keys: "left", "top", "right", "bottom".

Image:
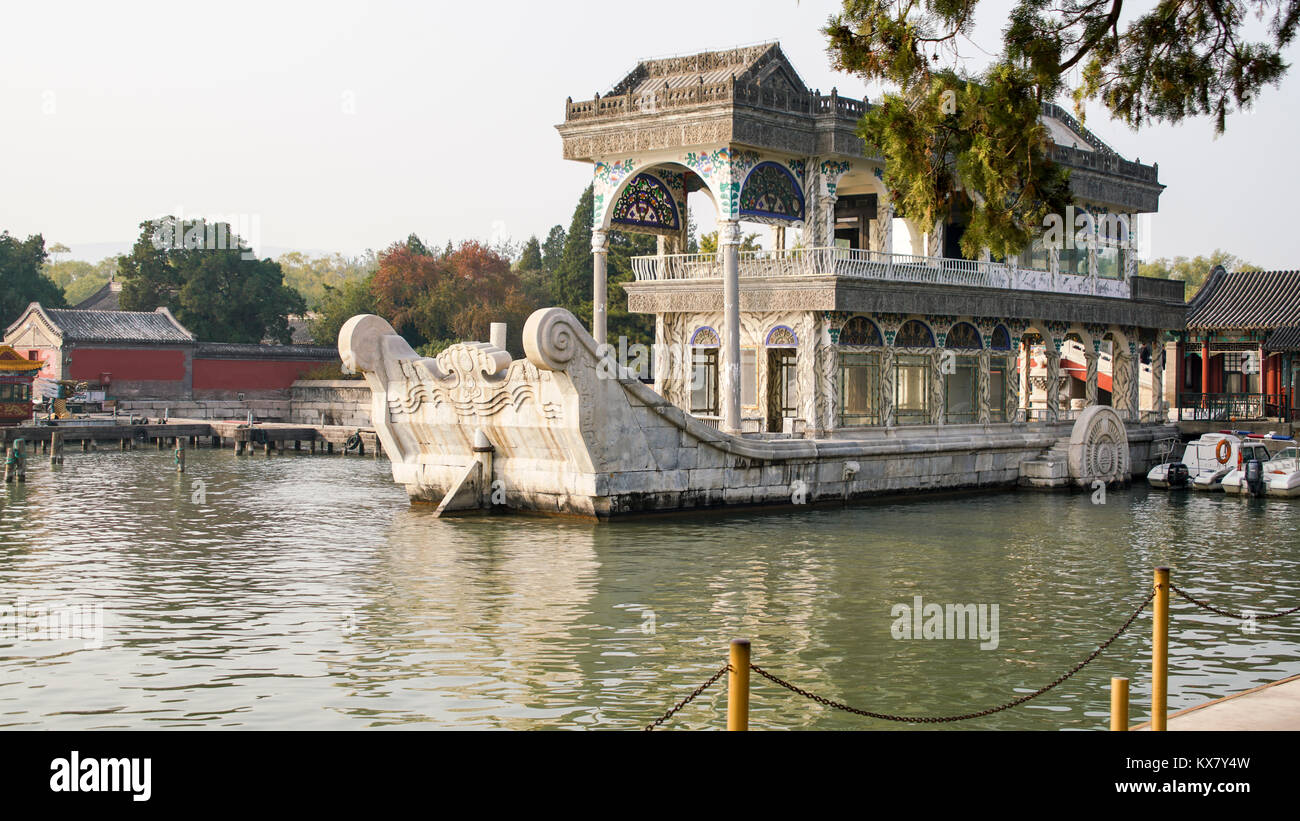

{"left": 192, "top": 358, "right": 330, "bottom": 391}
{"left": 68, "top": 348, "right": 187, "bottom": 381}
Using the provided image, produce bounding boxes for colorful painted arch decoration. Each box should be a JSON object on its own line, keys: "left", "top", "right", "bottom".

{"left": 738, "top": 162, "right": 804, "bottom": 222}
{"left": 611, "top": 173, "right": 681, "bottom": 232}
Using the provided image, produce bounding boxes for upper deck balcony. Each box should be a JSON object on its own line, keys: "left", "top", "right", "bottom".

{"left": 630, "top": 247, "right": 1186, "bottom": 303}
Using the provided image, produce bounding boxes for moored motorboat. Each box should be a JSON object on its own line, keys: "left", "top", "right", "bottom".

{"left": 1148, "top": 432, "right": 1273, "bottom": 492}
{"left": 1221, "top": 438, "right": 1278, "bottom": 495}
{"left": 1265, "top": 446, "right": 1300, "bottom": 498}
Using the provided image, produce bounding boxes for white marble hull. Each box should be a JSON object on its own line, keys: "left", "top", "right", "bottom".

{"left": 339, "top": 308, "right": 1173, "bottom": 518}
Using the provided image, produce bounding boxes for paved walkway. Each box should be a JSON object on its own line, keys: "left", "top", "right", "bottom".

{"left": 1135, "top": 675, "right": 1300, "bottom": 730}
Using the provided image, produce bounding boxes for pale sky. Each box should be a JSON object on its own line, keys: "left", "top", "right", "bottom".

{"left": 2, "top": 0, "right": 1297, "bottom": 268}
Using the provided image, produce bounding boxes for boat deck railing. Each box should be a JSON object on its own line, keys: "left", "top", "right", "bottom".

{"left": 630, "top": 247, "right": 1131, "bottom": 299}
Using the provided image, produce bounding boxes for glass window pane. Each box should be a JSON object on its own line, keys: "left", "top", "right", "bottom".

{"left": 896, "top": 355, "right": 930, "bottom": 425}
{"left": 690, "top": 349, "right": 718, "bottom": 415}
{"left": 741, "top": 349, "right": 757, "bottom": 407}
{"left": 838, "top": 353, "right": 880, "bottom": 426}
{"left": 989, "top": 361, "right": 1007, "bottom": 422}
{"left": 944, "top": 361, "right": 977, "bottom": 423}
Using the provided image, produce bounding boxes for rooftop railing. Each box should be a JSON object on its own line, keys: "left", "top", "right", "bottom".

{"left": 629, "top": 247, "right": 1132, "bottom": 299}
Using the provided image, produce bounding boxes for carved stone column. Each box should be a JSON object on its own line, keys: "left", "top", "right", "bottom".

{"left": 1085, "top": 350, "right": 1099, "bottom": 407}
{"left": 931, "top": 349, "right": 946, "bottom": 425}
{"left": 1043, "top": 347, "right": 1060, "bottom": 423}
{"left": 977, "top": 349, "right": 991, "bottom": 424}
{"left": 882, "top": 348, "right": 897, "bottom": 427}
{"left": 1112, "top": 350, "right": 1134, "bottom": 422}
{"left": 653, "top": 313, "right": 668, "bottom": 397}
{"left": 1149, "top": 340, "right": 1167, "bottom": 419}
{"left": 719, "top": 220, "right": 742, "bottom": 433}
{"left": 1006, "top": 352, "right": 1021, "bottom": 422}
{"left": 591, "top": 229, "right": 608, "bottom": 346}
{"left": 1129, "top": 347, "right": 1142, "bottom": 421}
{"left": 800, "top": 157, "right": 820, "bottom": 248}
{"left": 1018, "top": 339, "right": 1030, "bottom": 418}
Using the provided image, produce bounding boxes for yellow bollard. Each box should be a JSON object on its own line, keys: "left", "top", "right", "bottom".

{"left": 728, "top": 638, "right": 750, "bottom": 731}
{"left": 1152, "top": 566, "right": 1170, "bottom": 731}
{"left": 1110, "top": 677, "right": 1129, "bottom": 731}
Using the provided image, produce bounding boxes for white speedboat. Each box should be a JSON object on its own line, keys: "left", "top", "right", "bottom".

{"left": 1148, "top": 432, "right": 1262, "bottom": 492}
{"left": 1265, "top": 446, "right": 1300, "bottom": 498}
{"left": 1220, "top": 438, "right": 1279, "bottom": 495}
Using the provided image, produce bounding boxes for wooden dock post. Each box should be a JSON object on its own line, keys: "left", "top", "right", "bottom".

{"left": 50, "top": 432, "right": 63, "bottom": 465}
{"left": 1110, "top": 677, "right": 1129, "bottom": 731}
{"left": 728, "top": 639, "right": 751, "bottom": 731}
{"left": 3, "top": 446, "right": 12, "bottom": 483}
{"left": 1152, "top": 567, "right": 1170, "bottom": 731}
{"left": 174, "top": 439, "right": 185, "bottom": 473}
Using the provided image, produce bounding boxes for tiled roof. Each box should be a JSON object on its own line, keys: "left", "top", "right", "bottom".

{"left": 1265, "top": 326, "right": 1300, "bottom": 351}
{"left": 608, "top": 43, "right": 795, "bottom": 97}
{"left": 1186, "top": 267, "right": 1300, "bottom": 330}
{"left": 42, "top": 307, "right": 194, "bottom": 344}
{"left": 195, "top": 342, "right": 336, "bottom": 360}
{"left": 73, "top": 280, "right": 122, "bottom": 311}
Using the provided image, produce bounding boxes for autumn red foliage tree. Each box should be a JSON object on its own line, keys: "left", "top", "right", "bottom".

{"left": 368, "top": 239, "right": 535, "bottom": 355}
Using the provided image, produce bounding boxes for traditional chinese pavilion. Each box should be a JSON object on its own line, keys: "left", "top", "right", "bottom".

{"left": 1177, "top": 266, "right": 1300, "bottom": 421}
{"left": 0, "top": 345, "right": 42, "bottom": 427}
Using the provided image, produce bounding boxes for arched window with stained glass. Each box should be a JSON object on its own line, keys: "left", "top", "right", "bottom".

{"left": 838, "top": 316, "right": 883, "bottom": 346}
{"left": 894, "top": 320, "right": 935, "bottom": 348}
{"left": 738, "top": 162, "right": 805, "bottom": 222}
{"left": 945, "top": 322, "right": 982, "bottom": 350}
{"left": 690, "top": 327, "right": 720, "bottom": 347}
{"left": 612, "top": 173, "right": 681, "bottom": 232}
{"left": 765, "top": 326, "right": 798, "bottom": 347}
{"left": 990, "top": 325, "right": 1011, "bottom": 351}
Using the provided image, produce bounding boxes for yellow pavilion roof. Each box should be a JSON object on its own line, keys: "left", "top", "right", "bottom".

{"left": 0, "top": 345, "right": 44, "bottom": 373}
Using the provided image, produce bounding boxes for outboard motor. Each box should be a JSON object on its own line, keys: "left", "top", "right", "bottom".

{"left": 1167, "top": 462, "right": 1190, "bottom": 489}
{"left": 1244, "top": 459, "right": 1266, "bottom": 497}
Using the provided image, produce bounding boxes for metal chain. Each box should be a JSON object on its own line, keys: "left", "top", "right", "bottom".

{"left": 643, "top": 663, "right": 732, "bottom": 731}
{"left": 750, "top": 587, "right": 1157, "bottom": 724}
{"left": 1170, "top": 584, "right": 1300, "bottom": 621}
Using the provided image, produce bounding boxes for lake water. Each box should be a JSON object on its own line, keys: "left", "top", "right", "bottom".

{"left": 1, "top": 447, "right": 1297, "bottom": 730}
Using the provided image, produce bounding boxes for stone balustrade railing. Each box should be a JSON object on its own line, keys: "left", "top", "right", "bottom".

{"left": 565, "top": 84, "right": 864, "bottom": 122}
{"left": 630, "top": 247, "right": 1133, "bottom": 299}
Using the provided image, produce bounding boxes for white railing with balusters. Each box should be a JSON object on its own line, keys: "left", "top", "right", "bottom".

{"left": 630, "top": 247, "right": 1132, "bottom": 298}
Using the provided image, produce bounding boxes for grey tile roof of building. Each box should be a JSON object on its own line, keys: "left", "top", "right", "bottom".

{"left": 1186, "top": 266, "right": 1300, "bottom": 330}
{"left": 1264, "top": 326, "right": 1300, "bottom": 351}
{"left": 41, "top": 306, "right": 194, "bottom": 344}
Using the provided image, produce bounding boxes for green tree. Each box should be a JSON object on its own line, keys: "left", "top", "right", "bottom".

{"left": 824, "top": 0, "right": 1299, "bottom": 256}
{"left": 1139, "top": 249, "right": 1263, "bottom": 299}
{"left": 276, "top": 250, "right": 377, "bottom": 310}
{"left": 514, "top": 235, "right": 548, "bottom": 309}
{"left": 118, "top": 217, "right": 306, "bottom": 344}
{"left": 0, "top": 231, "right": 65, "bottom": 327}
{"left": 541, "top": 224, "right": 566, "bottom": 275}
{"left": 309, "top": 275, "right": 378, "bottom": 346}
{"left": 517, "top": 236, "right": 543, "bottom": 272}
{"left": 45, "top": 255, "right": 121, "bottom": 306}
{"left": 552, "top": 186, "right": 594, "bottom": 313}
{"left": 698, "top": 231, "right": 762, "bottom": 254}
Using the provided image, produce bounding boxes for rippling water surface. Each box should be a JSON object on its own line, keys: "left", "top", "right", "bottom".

{"left": 1, "top": 448, "right": 1297, "bottom": 730}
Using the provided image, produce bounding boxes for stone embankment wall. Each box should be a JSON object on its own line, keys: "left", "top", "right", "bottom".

{"left": 287, "top": 380, "right": 372, "bottom": 427}
{"left": 116, "top": 380, "right": 371, "bottom": 426}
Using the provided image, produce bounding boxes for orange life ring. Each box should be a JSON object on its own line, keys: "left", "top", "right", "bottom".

{"left": 1215, "top": 439, "right": 1232, "bottom": 464}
